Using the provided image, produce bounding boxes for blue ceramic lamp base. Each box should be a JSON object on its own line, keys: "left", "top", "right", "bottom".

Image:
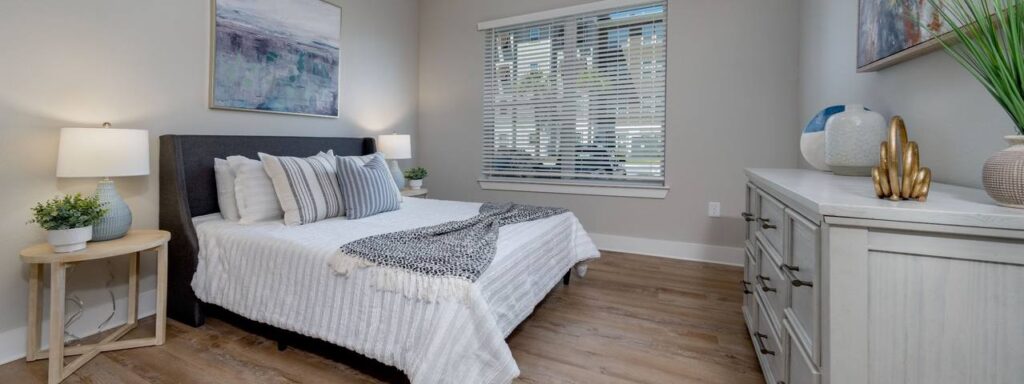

{"left": 93, "top": 179, "right": 132, "bottom": 241}
{"left": 389, "top": 160, "right": 407, "bottom": 189}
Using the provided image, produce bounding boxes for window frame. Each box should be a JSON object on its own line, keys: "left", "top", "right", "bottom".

{"left": 477, "top": 0, "right": 669, "bottom": 199}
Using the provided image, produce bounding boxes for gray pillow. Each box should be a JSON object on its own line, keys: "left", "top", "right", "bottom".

{"left": 336, "top": 153, "right": 401, "bottom": 219}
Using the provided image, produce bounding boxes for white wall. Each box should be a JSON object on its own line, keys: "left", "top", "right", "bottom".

{"left": 0, "top": 0, "right": 418, "bottom": 361}
{"left": 798, "top": 0, "right": 1013, "bottom": 188}
{"left": 418, "top": 0, "right": 801, "bottom": 257}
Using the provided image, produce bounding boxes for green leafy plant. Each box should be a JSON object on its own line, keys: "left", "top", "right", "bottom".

{"left": 29, "top": 193, "right": 107, "bottom": 231}
{"left": 928, "top": 0, "right": 1024, "bottom": 134}
{"left": 404, "top": 167, "right": 428, "bottom": 180}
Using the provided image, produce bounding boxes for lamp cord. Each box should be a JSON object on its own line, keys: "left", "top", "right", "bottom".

{"left": 61, "top": 261, "right": 118, "bottom": 345}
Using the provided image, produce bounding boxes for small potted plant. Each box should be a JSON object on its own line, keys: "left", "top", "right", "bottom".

{"left": 404, "top": 167, "right": 428, "bottom": 190}
{"left": 29, "top": 193, "right": 107, "bottom": 253}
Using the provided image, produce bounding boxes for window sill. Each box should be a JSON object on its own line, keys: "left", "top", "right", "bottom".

{"left": 478, "top": 179, "right": 669, "bottom": 199}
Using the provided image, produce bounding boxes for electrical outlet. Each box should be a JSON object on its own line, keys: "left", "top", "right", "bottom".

{"left": 708, "top": 202, "right": 721, "bottom": 217}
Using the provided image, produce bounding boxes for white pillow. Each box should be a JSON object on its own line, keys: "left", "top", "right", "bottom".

{"left": 213, "top": 158, "right": 240, "bottom": 221}
{"left": 226, "top": 155, "right": 284, "bottom": 224}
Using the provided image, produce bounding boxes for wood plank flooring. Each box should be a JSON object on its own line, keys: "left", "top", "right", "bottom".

{"left": 0, "top": 251, "right": 764, "bottom": 383}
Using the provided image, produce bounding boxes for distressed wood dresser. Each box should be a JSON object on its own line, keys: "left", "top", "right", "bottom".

{"left": 742, "top": 169, "right": 1024, "bottom": 384}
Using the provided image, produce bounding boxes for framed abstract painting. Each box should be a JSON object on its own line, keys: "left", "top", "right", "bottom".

{"left": 857, "top": 0, "right": 952, "bottom": 72}
{"left": 210, "top": 0, "right": 341, "bottom": 118}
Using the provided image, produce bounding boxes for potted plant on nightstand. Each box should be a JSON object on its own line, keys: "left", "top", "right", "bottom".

{"left": 404, "top": 167, "right": 428, "bottom": 190}
{"left": 29, "top": 193, "right": 107, "bottom": 253}
{"left": 930, "top": 0, "right": 1024, "bottom": 207}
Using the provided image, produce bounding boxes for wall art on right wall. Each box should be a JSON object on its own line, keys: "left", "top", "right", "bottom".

{"left": 857, "top": 0, "right": 950, "bottom": 72}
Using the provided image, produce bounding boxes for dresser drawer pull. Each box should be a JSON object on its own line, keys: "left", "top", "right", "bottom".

{"left": 791, "top": 279, "right": 814, "bottom": 288}
{"left": 741, "top": 280, "right": 753, "bottom": 294}
{"left": 757, "top": 218, "right": 777, "bottom": 230}
{"left": 781, "top": 264, "right": 800, "bottom": 272}
{"left": 756, "top": 275, "right": 776, "bottom": 292}
{"left": 754, "top": 332, "right": 776, "bottom": 355}
{"left": 742, "top": 212, "right": 755, "bottom": 222}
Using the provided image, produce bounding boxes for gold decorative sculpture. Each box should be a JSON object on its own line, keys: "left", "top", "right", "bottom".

{"left": 871, "top": 116, "right": 932, "bottom": 201}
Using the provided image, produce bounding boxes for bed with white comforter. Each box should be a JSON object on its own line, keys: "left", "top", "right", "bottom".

{"left": 191, "top": 197, "right": 599, "bottom": 384}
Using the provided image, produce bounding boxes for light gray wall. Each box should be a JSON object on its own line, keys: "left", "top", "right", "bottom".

{"left": 418, "top": 0, "right": 801, "bottom": 248}
{"left": 798, "top": 0, "right": 1013, "bottom": 188}
{"left": 0, "top": 0, "right": 418, "bottom": 340}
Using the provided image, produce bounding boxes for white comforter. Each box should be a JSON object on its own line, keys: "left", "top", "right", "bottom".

{"left": 192, "top": 197, "right": 599, "bottom": 384}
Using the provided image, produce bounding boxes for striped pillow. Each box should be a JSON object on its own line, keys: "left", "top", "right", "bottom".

{"left": 260, "top": 151, "right": 344, "bottom": 226}
{"left": 336, "top": 153, "right": 402, "bottom": 219}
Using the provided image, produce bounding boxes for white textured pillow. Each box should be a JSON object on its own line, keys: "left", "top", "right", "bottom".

{"left": 227, "top": 155, "right": 284, "bottom": 224}
{"left": 259, "top": 150, "right": 343, "bottom": 226}
{"left": 213, "top": 158, "right": 240, "bottom": 221}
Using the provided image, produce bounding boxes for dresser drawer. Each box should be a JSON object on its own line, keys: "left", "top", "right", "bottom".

{"left": 786, "top": 329, "right": 820, "bottom": 384}
{"left": 744, "top": 183, "right": 759, "bottom": 254}
{"left": 742, "top": 247, "right": 759, "bottom": 329}
{"left": 755, "top": 296, "right": 787, "bottom": 384}
{"left": 756, "top": 189, "right": 785, "bottom": 257}
{"left": 784, "top": 209, "right": 820, "bottom": 365}
{"left": 756, "top": 240, "right": 788, "bottom": 331}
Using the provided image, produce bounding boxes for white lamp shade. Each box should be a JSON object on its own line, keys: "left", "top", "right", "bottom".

{"left": 377, "top": 134, "right": 411, "bottom": 160}
{"left": 56, "top": 128, "right": 150, "bottom": 178}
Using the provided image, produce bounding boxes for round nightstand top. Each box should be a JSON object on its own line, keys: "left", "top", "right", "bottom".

{"left": 401, "top": 188, "right": 428, "bottom": 197}
{"left": 20, "top": 229, "right": 171, "bottom": 264}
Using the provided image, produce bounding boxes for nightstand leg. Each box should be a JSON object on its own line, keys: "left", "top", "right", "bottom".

{"left": 26, "top": 264, "right": 43, "bottom": 362}
{"left": 48, "top": 262, "right": 66, "bottom": 384}
{"left": 127, "top": 252, "right": 139, "bottom": 324}
{"left": 155, "top": 244, "right": 168, "bottom": 345}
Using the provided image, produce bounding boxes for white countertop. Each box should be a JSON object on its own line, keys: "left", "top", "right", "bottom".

{"left": 746, "top": 168, "right": 1024, "bottom": 231}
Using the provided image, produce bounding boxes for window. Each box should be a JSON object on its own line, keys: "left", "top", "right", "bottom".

{"left": 479, "top": 1, "right": 667, "bottom": 198}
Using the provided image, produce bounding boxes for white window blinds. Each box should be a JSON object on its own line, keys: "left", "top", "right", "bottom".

{"left": 481, "top": 2, "right": 667, "bottom": 187}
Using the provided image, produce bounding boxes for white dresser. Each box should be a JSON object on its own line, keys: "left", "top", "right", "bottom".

{"left": 742, "top": 169, "right": 1024, "bottom": 384}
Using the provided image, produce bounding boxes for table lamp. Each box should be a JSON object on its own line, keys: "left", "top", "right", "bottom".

{"left": 56, "top": 124, "right": 149, "bottom": 241}
{"left": 377, "top": 134, "right": 411, "bottom": 189}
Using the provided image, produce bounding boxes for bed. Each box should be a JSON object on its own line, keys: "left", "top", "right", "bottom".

{"left": 158, "top": 135, "right": 600, "bottom": 383}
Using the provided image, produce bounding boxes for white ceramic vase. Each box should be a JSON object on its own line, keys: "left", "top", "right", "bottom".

{"left": 409, "top": 179, "right": 423, "bottom": 190}
{"left": 48, "top": 226, "right": 92, "bottom": 253}
{"left": 982, "top": 135, "right": 1024, "bottom": 208}
{"left": 825, "top": 105, "right": 887, "bottom": 176}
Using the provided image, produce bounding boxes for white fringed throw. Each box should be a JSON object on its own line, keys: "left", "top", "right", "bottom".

{"left": 329, "top": 202, "right": 568, "bottom": 302}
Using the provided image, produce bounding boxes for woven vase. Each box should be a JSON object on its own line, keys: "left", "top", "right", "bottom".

{"left": 983, "top": 135, "right": 1024, "bottom": 208}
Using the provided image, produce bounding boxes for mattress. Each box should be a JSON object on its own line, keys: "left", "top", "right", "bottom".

{"left": 191, "top": 197, "right": 599, "bottom": 384}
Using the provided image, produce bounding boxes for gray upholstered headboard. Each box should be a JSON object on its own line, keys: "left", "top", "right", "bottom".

{"left": 158, "top": 135, "right": 376, "bottom": 326}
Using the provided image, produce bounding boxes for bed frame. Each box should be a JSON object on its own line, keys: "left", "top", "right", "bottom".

{"left": 159, "top": 134, "right": 376, "bottom": 327}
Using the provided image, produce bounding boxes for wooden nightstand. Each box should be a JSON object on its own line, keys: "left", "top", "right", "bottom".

{"left": 20, "top": 230, "right": 171, "bottom": 384}
{"left": 401, "top": 188, "right": 429, "bottom": 198}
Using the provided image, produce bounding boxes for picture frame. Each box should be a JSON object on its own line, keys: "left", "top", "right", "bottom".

{"left": 209, "top": 0, "right": 342, "bottom": 118}
{"left": 856, "top": 0, "right": 953, "bottom": 73}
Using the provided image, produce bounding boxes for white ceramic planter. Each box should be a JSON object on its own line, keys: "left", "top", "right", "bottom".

{"left": 983, "top": 135, "right": 1024, "bottom": 208}
{"left": 825, "top": 104, "right": 887, "bottom": 176}
{"left": 409, "top": 179, "right": 424, "bottom": 190}
{"left": 48, "top": 226, "right": 93, "bottom": 253}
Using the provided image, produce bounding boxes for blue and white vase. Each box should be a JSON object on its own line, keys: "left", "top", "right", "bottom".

{"left": 801, "top": 105, "right": 846, "bottom": 172}
{"left": 824, "top": 105, "right": 886, "bottom": 176}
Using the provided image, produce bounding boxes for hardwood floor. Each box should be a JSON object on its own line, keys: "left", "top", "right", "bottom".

{"left": 0, "top": 251, "right": 764, "bottom": 383}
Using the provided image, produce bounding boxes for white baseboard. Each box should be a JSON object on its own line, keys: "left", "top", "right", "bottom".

{"left": 589, "top": 233, "right": 744, "bottom": 267}
{"left": 0, "top": 288, "right": 157, "bottom": 365}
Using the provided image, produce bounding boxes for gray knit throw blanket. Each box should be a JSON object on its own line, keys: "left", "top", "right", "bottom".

{"left": 328, "top": 202, "right": 568, "bottom": 302}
